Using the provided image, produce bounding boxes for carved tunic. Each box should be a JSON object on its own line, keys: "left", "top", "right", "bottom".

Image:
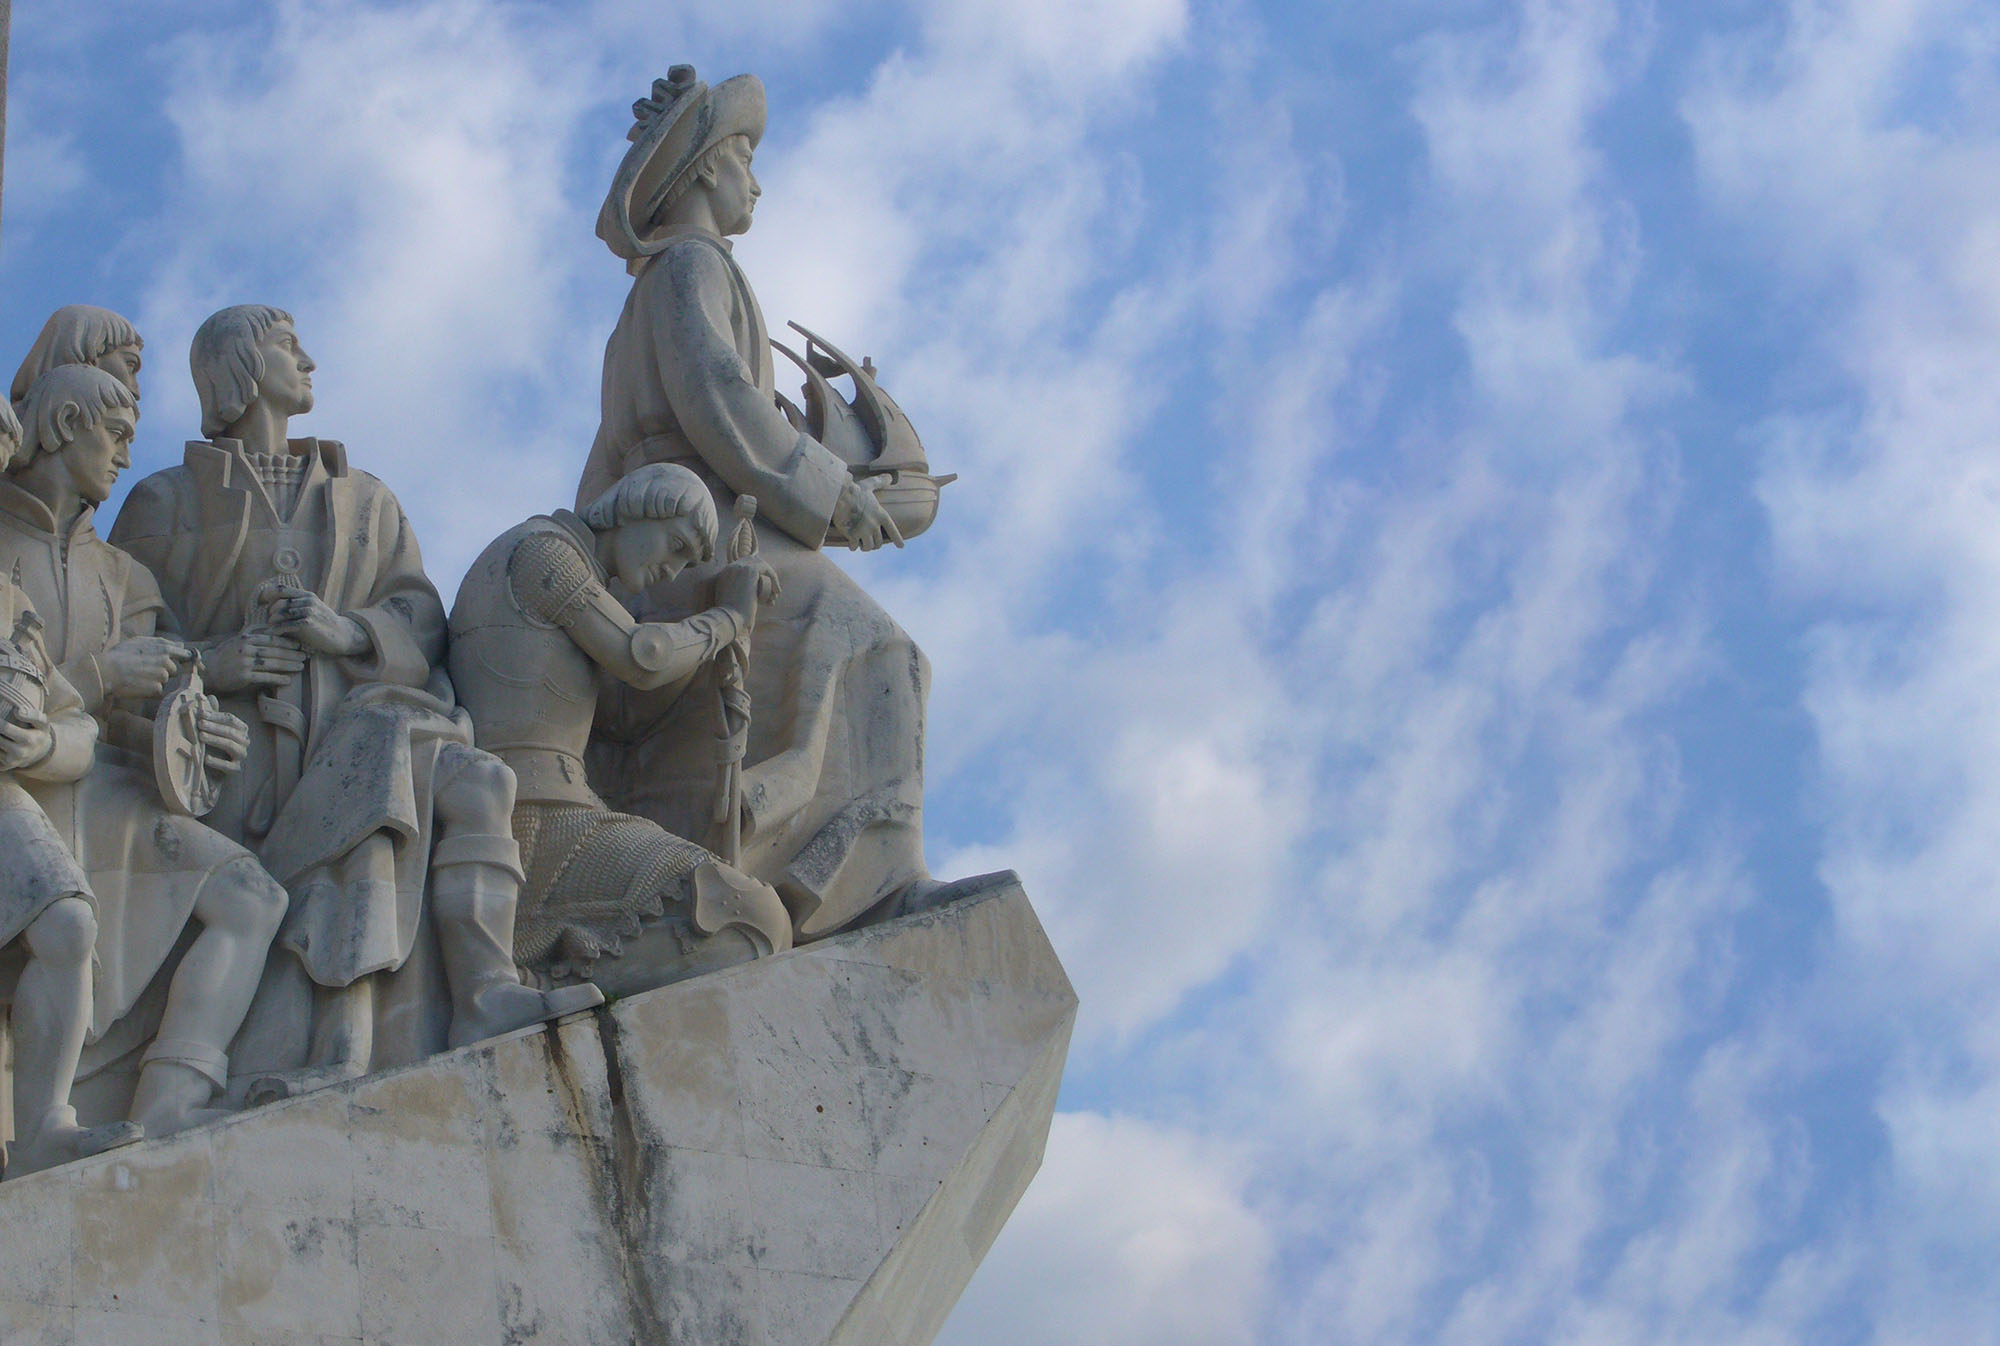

{"left": 109, "top": 438, "right": 442, "bottom": 845}
{"left": 0, "top": 483, "right": 269, "bottom": 1032}
{"left": 111, "top": 438, "right": 466, "bottom": 1067}
{"left": 0, "top": 576, "right": 97, "bottom": 949}
{"left": 575, "top": 233, "right": 934, "bottom": 937}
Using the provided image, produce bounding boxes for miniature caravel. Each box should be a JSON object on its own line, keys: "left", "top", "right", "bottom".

{"left": 0, "top": 66, "right": 1000, "bottom": 1177}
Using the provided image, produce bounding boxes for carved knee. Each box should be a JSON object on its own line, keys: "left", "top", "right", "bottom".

{"left": 199, "top": 857, "right": 290, "bottom": 942}
{"left": 25, "top": 896, "right": 97, "bottom": 967}
{"left": 434, "top": 746, "right": 518, "bottom": 834}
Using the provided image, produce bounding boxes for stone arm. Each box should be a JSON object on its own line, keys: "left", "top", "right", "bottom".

{"left": 336, "top": 482, "right": 447, "bottom": 688}
{"left": 509, "top": 532, "right": 742, "bottom": 696}
{"left": 16, "top": 663, "right": 101, "bottom": 783}
{"left": 60, "top": 555, "right": 170, "bottom": 757}
{"left": 640, "top": 242, "right": 850, "bottom": 549}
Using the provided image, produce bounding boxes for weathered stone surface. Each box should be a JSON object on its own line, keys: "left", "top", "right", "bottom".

{"left": 0, "top": 876, "right": 1073, "bottom": 1345}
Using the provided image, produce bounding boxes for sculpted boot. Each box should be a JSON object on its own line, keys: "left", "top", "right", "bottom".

{"left": 430, "top": 834, "right": 603, "bottom": 1047}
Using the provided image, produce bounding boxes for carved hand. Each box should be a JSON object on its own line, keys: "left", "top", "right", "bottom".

{"left": 265, "top": 586, "right": 369, "bottom": 658}
{"left": 0, "top": 707, "right": 54, "bottom": 772}
{"left": 99, "top": 636, "right": 194, "bottom": 700}
{"left": 195, "top": 701, "right": 250, "bottom": 774}
{"left": 835, "top": 479, "right": 906, "bottom": 553}
{"left": 206, "top": 631, "right": 309, "bottom": 693}
{"left": 715, "top": 557, "right": 780, "bottom": 623}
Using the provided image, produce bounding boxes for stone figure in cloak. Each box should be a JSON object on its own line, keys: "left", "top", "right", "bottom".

{"left": 3, "top": 351, "right": 290, "bottom": 1137}
{"left": 449, "top": 463, "right": 793, "bottom": 997}
{"left": 109, "top": 306, "right": 596, "bottom": 1098}
{"left": 0, "top": 397, "right": 143, "bottom": 1177}
{"left": 577, "top": 67, "right": 1003, "bottom": 941}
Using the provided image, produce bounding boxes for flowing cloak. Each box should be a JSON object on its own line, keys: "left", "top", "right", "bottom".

{"left": 575, "top": 232, "right": 931, "bottom": 939}
{"left": 0, "top": 482, "right": 269, "bottom": 1036}
{"left": 108, "top": 438, "right": 460, "bottom": 1074}
{"left": 0, "top": 578, "right": 97, "bottom": 953}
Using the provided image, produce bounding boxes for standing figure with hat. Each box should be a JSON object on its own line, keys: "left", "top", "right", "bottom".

{"left": 577, "top": 67, "right": 1007, "bottom": 942}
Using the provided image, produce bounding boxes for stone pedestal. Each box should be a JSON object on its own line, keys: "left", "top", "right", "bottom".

{"left": 0, "top": 877, "right": 1074, "bottom": 1345}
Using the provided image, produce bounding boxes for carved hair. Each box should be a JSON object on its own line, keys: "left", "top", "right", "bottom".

{"left": 9, "top": 305, "right": 144, "bottom": 406}
{"left": 581, "top": 463, "right": 719, "bottom": 559}
{"left": 14, "top": 364, "right": 138, "bottom": 469}
{"left": 0, "top": 399, "right": 22, "bottom": 472}
{"left": 648, "top": 133, "right": 752, "bottom": 231}
{"left": 191, "top": 305, "right": 294, "bottom": 438}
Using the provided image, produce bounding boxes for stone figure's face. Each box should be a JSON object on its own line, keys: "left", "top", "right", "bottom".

{"left": 608, "top": 514, "right": 708, "bottom": 591}
{"left": 255, "top": 321, "right": 316, "bottom": 418}
{"left": 64, "top": 405, "right": 136, "bottom": 505}
{"left": 94, "top": 344, "right": 143, "bottom": 399}
{"left": 708, "top": 138, "right": 760, "bottom": 237}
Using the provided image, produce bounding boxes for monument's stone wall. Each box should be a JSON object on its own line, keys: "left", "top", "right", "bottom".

{"left": 0, "top": 879, "right": 1073, "bottom": 1346}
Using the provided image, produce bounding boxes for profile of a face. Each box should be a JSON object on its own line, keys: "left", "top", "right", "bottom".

{"left": 255, "top": 321, "right": 316, "bottom": 418}
{"left": 93, "top": 345, "right": 143, "bottom": 400}
{"left": 63, "top": 405, "right": 137, "bottom": 505}
{"left": 607, "top": 513, "right": 707, "bottom": 592}
{"left": 705, "top": 138, "right": 760, "bottom": 237}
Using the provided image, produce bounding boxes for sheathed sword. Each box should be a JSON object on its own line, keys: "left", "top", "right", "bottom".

{"left": 712, "top": 495, "right": 758, "bottom": 866}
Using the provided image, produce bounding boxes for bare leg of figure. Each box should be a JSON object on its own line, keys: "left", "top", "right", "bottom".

{"left": 131, "top": 858, "right": 289, "bottom": 1136}
{"left": 7, "top": 898, "right": 141, "bottom": 1177}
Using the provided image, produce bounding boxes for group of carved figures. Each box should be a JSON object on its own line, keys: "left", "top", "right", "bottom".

{"left": 0, "top": 67, "right": 992, "bottom": 1177}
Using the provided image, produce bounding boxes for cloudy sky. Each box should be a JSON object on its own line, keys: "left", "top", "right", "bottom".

{"left": 8, "top": 0, "right": 2000, "bottom": 1340}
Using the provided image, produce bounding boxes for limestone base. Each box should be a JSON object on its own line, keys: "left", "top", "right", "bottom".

{"left": 0, "top": 876, "right": 1074, "bottom": 1345}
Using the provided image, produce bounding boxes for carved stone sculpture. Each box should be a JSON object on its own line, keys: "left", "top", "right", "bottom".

{"left": 447, "top": 463, "right": 794, "bottom": 997}
{"left": 1, "top": 352, "right": 288, "bottom": 1137}
{"left": 0, "top": 398, "right": 142, "bottom": 1176}
{"left": 578, "top": 67, "right": 998, "bottom": 940}
{"left": 108, "top": 307, "right": 597, "bottom": 1100}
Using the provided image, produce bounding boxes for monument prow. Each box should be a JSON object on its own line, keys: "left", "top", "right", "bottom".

{"left": 0, "top": 877, "right": 1074, "bottom": 1345}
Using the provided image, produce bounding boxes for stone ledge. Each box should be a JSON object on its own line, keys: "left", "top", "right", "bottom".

{"left": 0, "top": 877, "right": 1075, "bottom": 1346}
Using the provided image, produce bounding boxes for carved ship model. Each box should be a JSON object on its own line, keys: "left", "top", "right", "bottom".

{"left": 773, "top": 321, "right": 957, "bottom": 544}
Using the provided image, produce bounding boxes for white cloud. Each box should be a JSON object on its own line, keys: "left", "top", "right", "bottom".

{"left": 1684, "top": 0, "right": 2000, "bottom": 1333}
{"left": 937, "top": 1111, "right": 1272, "bottom": 1346}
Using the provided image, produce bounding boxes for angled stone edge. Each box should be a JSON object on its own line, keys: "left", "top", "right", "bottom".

{"left": 0, "top": 877, "right": 1077, "bottom": 1346}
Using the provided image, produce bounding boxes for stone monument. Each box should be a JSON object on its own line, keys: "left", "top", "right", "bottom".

{"left": 0, "top": 55, "right": 1067, "bottom": 1346}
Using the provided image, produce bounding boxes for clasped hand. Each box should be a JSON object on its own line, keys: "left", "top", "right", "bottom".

{"left": 0, "top": 706, "right": 53, "bottom": 772}
{"left": 97, "top": 635, "right": 195, "bottom": 700}
{"left": 835, "top": 479, "right": 905, "bottom": 553}
{"left": 715, "top": 557, "right": 781, "bottom": 621}
{"left": 263, "top": 585, "right": 369, "bottom": 658}
{"left": 194, "top": 701, "right": 249, "bottom": 773}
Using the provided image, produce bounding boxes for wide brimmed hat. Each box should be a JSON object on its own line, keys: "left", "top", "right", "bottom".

{"left": 597, "top": 66, "right": 766, "bottom": 264}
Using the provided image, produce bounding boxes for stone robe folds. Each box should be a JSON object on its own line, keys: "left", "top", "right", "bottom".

{"left": 576, "top": 233, "right": 931, "bottom": 939}
{"left": 0, "top": 578, "right": 97, "bottom": 953}
{"left": 109, "top": 438, "right": 458, "bottom": 1072}
{"left": 0, "top": 484, "right": 264, "bottom": 1038}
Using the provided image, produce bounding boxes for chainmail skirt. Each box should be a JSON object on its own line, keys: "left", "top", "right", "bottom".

{"left": 511, "top": 801, "right": 712, "bottom": 978}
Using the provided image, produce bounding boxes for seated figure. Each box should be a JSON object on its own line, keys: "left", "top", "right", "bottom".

{"left": 1, "top": 357, "right": 289, "bottom": 1136}
{"left": 0, "top": 399, "right": 142, "bottom": 1176}
{"left": 448, "top": 463, "right": 793, "bottom": 995}
{"left": 108, "top": 305, "right": 596, "bottom": 1097}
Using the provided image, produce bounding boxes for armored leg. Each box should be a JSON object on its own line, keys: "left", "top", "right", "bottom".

{"left": 432, "top": 747, "right": 601, "bottom": 1047}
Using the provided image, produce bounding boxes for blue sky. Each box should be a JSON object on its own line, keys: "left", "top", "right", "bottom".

{"left": 8, "top": 0, "right": 2000, "bottom": 1341}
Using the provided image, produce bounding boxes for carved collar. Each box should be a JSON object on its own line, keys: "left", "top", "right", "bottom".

{"left": 0, "top": 478, "right": 98, "bottom": 543}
